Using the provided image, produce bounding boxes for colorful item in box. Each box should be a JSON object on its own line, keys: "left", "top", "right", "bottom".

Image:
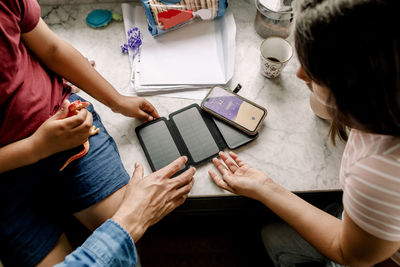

{"left": 140, "top": 0, "right": 229, "bottom": 36}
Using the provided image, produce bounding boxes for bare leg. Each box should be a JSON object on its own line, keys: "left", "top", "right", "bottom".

{"left": 73, "top": 185, "right": 127, "bottom": 231}
{"left": 36, "top": 233, "right": 73, "bottom": 267}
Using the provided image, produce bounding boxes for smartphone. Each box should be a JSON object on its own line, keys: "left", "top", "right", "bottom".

{"left": 201, "top": 86, "right": 267, "bottom": 135}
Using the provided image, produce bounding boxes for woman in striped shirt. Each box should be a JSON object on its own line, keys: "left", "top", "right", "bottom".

{"left": 209, "top": 0, "right": 400, "bottom": 266}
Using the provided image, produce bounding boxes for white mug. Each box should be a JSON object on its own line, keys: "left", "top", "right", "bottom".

{"left": 260, "top": 37, "right": 293, "bottom": 78}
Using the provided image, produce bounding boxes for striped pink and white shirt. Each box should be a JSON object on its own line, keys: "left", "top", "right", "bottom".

{"left": 340, "top": 129, "right": 400, "bottom": 264}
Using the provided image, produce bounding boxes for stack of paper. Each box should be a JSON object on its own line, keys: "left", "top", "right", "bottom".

{"left": 121, "top": 3, "right": 236, "bottom": 99}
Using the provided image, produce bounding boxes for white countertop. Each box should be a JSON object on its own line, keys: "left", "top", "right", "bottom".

{"left": 40, "top": 0, "right": 345, "bottom": 197}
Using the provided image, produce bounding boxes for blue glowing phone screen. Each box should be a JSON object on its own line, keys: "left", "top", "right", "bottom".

{"left": 203, "top": 87, "right": 265, "bottom": 132}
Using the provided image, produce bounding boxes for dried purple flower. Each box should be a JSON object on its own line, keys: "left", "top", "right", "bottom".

{"left": 121, "top": 27, "right": 143, "bottom": 56}
{"left": 121, "top": 44, "right": 129, "bottom": 54}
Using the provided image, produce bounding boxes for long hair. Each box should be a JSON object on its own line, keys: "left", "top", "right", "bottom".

{"left": 295, "top": 0, "right": 400, "bottom": 143}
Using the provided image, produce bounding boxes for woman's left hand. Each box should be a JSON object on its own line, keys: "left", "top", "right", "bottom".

{"left": 114, "top": 96, "right": 160, "bottom": 122}
{"left": 209, "top": 151, "right": 274, "bottom": 201}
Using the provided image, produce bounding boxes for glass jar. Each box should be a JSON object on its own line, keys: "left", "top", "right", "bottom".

{"left": 254, "top": 0, "right": 294, "bottom": 39}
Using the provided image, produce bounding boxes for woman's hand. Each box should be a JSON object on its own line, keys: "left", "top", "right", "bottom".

{"left": 30, "top": 100, "right": 94, "bottom": 160}
{"left": 209, "top": 151, "right": 273, "bottom": 201}
{"left": 112, "top": 156, "right": 195, "bottom": 242}
{"left": 113, "top": 96, "right": 160, "bottom": 122}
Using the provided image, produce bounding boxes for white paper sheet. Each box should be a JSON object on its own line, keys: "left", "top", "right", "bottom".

{"left": 137, "top": 20, "right": 225, "bottom": 85}
{"left": 121, "top": 3, "right": 236, "bottom": 99}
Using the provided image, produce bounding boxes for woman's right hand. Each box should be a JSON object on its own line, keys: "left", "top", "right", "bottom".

{"left": 30, "top": 99, "right": 94, "bottom": 160}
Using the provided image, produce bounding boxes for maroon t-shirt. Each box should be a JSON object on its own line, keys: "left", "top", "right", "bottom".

{"left": 0, "top": 0, "right": 70, "bottom": 146}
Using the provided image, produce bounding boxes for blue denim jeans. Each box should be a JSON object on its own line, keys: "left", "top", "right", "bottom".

{"left": 55, "top": 220, "right": 139, "bottom": 267}
{"left": 262, "top": 201, "right": 344, "bottom": 267}
{"left": 0, "top": 94, "right": 130, "bottom": 266}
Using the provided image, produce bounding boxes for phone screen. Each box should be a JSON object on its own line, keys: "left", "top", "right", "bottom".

{"left": 203, "top": 87, "right": 266, "bottom": 132}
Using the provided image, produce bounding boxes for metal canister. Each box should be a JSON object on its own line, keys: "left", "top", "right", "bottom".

{"left": 254, "top": 0, "right": 294, "bottom": 39}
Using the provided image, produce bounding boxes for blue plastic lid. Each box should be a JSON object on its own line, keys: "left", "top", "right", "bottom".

{"left": 86, "top": 9, "right": 112, "bottom": 28}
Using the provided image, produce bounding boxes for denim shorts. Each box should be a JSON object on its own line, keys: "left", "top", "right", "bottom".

{"left": 0, "top": 94, "right": 130, "bottom": 266}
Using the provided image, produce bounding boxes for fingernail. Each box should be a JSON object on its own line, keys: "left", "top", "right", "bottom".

{"left": 183, "top": 156, "right": 188, "bottom": 161}
{"left": 148, "top": 116, "right": 153, "bottom": 121}
{"left": 135, "top": 162, "right": 139, "bottom": 168}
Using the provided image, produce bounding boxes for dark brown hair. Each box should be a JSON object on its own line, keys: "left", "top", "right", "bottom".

{"left": 294, "top": 0, "right": 400, "bottom": 143}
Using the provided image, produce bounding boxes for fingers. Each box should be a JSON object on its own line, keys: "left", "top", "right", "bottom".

{"left": 131, "top": 162, "right": 144, "bottom": 180}
{"left": 146, "top": 167, "right": 195, "bottom": 227}
{"left": 137, "top": 109, "right": 154, "bottom": 122}
{"left": 209, "top": 151, "right": 245, "bottom": 193}
{"left": 228, "top": 151, "right": 245, "bottom": 167}
{"left": 212, "top": 157, "right": 229, "bottom": 176}
{"left": 52, "top": 100, "right": 71, "bottom": 120}
{"left": 168, "top": 176, "right": 194, "bottom": 201}
{"left": 208, "top": 169, "right": 234, "bottom": 193}
{"left": 211, "top": 157, "right": 234, "bottom": 191}
{"left": 140, "top": 100, "right": 160, "bottom": 120}
{"left": 118, "top": 96, "right": 160, "bottom": 121}
{"left": 157, "top": 156, "right": 188, "bottom": 178}
{"left": 218, "top": 151, "right": 239, "bottom": 173}
{"left": 64, "top": 108, "right": 93, "bottom": 130}
{"left": 62, "top": 99, "right": 71, "bottom": 110}
{"left": 168, "top": 165, "right": 195, "bottom": 188}
{"left": 163, "top": 165, "right": 196, "bottom": 203}
{"left": 163, "top": 180, "right": 194, "bottom": 216}
{"left": 174, "top": 165, "right": 196, "bottom": 184}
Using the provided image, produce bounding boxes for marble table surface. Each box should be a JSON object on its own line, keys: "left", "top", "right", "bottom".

{"left": 40, "top": 0, "right": 345, "bottom": 197}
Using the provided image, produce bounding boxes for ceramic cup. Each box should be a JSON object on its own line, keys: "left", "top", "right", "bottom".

{"left": 260, "top": 37, "right": 293, "bottom": 78}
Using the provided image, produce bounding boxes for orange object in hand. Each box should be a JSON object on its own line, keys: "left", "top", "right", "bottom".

{"left": 59, "top": 100, "right": 100, "bottom": 171}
